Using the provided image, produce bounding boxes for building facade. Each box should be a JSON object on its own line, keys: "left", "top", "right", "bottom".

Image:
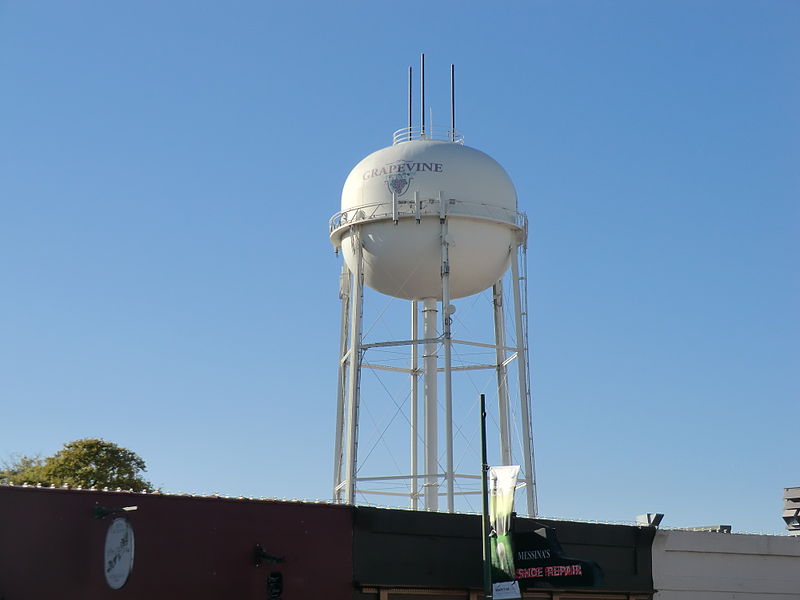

{"left": 651, "top": 529, "right": 800, "bottom": 599}
{"left": 0, "top": 485, "right": 353, "bottom": 599}
{"left": 4, "top": 485, "right": 798, "bottom": 600}
{"left": 1, "top": 485, "right": 656, "bottom": 599}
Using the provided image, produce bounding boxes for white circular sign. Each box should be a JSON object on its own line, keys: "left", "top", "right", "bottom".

{"left": 104, "top": 517, "right": 135, "bottom": 589}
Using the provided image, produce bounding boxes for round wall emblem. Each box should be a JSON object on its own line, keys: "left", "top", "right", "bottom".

{"left": 104, "top": 517, "right": 135, "bottom": 589}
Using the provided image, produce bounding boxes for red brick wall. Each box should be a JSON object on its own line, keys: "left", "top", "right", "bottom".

{"left": 0, "top": 486, "right": 353, "bottom": 600}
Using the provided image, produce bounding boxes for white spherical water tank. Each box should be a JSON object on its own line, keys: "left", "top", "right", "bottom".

{"left": 330, "top": 137, "right": 522, "bottom": 300}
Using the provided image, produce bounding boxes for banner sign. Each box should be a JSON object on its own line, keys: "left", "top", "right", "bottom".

{"left": 488, "top": 465, "right": 521, "bottom": 599}
{"left": 513, "top": 527, "right": 602, "bottom": 588}
{"left": 104, "top": 517, "right": 134, "bottom": 590}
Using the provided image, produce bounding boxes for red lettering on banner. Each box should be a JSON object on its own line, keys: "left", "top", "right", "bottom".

{"left": 518, "top": 564, "right": 583, "bottom": 579}
{"left": 516, "top": 567, "right": 545, "bottom": 578}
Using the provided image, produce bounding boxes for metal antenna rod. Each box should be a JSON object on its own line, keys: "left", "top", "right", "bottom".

{"left": 420, "top": 53, "right": 425, "bottom": 136}
{"left": 450, "top": 64, "right": 455, "bottom": 141}
{"left": 408, "top": 66, "right": 413, "bottom": 139}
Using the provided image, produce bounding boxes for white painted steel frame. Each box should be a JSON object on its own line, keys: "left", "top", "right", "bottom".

{"left": 332, "top": 214, "right": 537, "bottom": 516}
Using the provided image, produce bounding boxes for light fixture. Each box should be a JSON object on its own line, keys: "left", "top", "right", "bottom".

{"left": 93, "top": 505, "right": 138, "bottom": 519}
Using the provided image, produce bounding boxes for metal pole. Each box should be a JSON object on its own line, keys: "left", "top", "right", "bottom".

{"left": 420, "top": 53, "right": 426, "bottom": 137}
{"left": 450, "top": 64, "right": 455, "bottom": 141}
{"left": 511, "top": 247, "right": 536, "bottom": 516}
{"left": 422, "top": 297, "right": 438, "bottom": 511}
{"left": 333, "top": 265, "right": 351, "bottom": 501}
{"left": 408, "top": 66, "right": 413, "bottom": 140}
{"left": 440, "top": 201, "right": 454, "bottom": 512}
{"left": 480, "top": 394, "right": 492, "bottom": 600}
{"left": 493, "top": 280, "right": 512, "bottom": 465}
{"left": 411, "top": 300, "right": 419, "bottom": 510}
{"left": 344, "top": 230, "right": 364, "bottom": 505}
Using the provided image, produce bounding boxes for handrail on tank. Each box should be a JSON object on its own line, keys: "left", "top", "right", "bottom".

{"left": 329, "top": 198, "right": 525, "bottom": 235}
{"left": 392, "top": 126, "right": 464, "bottom": 145}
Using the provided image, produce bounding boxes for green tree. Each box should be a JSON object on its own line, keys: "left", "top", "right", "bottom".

{"left": 0, "top": 453, "right": 48, "bottom": 485}
{"left": 0, "top": 439, "right": 152, "bottom": 492}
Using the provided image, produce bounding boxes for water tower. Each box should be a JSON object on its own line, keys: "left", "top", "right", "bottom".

{"left": 330, "top": 56, "right": 537, "bottom": 515}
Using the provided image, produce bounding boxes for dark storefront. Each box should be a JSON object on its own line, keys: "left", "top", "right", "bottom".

{"left": 353, "top": 507, "right": 655, "bottom": 600}
{"left": 0, "top": 486, "right": 655, "bottom": 599}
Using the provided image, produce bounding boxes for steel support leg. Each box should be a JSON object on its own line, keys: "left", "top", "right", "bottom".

{"left": 441, "top": 213, "right": 454, "bottom": 513}
{"left": 343, "top": 231, "right": 364, "bottom": 505}
{"left": 411, "top": 300, "right": 420, "bottom": 510}
{"left": 333, "top": 265, "right": 351, "bottom": 501}
{"left": 422, "top": 297, "right": 438, "bottom": 511}
{"left": 511, "top": 247, "right": 537, "bottom": 516}
{"left": 493, "top": 280, "right": 513, "bottom": 466}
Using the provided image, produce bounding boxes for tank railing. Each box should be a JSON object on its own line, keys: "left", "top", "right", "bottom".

{"left": 392, "top": 126, "right": 464, "bottom": 145}
{"left": 329, "top": 198, "right": 526, "bottom": 234}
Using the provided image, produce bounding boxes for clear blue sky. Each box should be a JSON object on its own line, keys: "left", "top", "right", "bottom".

{"left": 1, "top": 1, "right": 797, "bottom": 535}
